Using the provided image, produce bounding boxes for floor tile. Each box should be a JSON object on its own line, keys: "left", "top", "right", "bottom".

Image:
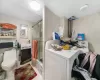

{"left": 32, "top": 66, "right": 43, "bottom": 80}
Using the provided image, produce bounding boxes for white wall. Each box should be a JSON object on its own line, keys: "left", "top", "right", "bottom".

{"left": 43, "top": 7, "right": 60, "bottom": 41}
{"left": 73, "top": 12, "right": 100, "bottom": 54}
{"left": 0, "top": 14, "right": 35, "bottom": 44}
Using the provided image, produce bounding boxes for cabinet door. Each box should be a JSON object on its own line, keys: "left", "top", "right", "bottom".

{"left": 21, "top": 49, "right": 31, "bottom": 64}
{"left": 45, "top": 50, "right": 67, "bottom": 80}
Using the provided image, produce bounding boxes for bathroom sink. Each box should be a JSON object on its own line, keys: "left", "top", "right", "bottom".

{"left": 21, "top": 44, "right": 31, "bottom": 49}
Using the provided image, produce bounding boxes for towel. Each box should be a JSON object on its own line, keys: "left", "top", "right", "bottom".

{"left": 32, "top": 40, "right": 38, "bottom": 60}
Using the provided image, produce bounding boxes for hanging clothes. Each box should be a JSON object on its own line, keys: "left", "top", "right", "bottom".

{"left": 80, "top": 52, "right": 97, "bottom": 75}
{"left": 72, "top": 52, "right": 97, "bottom": 80}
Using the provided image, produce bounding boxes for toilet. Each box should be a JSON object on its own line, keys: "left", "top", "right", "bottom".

{"left": 1, "top": 49, "right": 17, "bottom": 80}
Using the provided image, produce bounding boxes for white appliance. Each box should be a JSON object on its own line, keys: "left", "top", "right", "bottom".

{"left": 45, "top": 40, "right": 89, "bottom": 80}
{"left": 1, "top": 49, "right": 17, "bottom": 80}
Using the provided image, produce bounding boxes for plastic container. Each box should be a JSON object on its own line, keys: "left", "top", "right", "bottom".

{"left": 52, "top": 32, "right": 60, "bottom": 40}
{"left": 77, "top": 33, "right": 85, "bottom": 41}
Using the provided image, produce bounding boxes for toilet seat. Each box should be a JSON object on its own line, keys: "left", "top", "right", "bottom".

{"left": 1, "top": 49, "right": 17, "bottom": 71}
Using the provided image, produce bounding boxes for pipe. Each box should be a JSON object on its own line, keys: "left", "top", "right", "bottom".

{"left": 32, "top": 20, "right": 42, "bottom": 28}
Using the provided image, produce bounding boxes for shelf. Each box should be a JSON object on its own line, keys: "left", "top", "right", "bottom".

{"left": 0, "top": 36, "right": 16, "bottom": 38}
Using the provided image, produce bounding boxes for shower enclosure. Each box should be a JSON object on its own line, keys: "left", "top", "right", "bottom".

{"left": 32, "top": 20, "right": 43, "bottom": 64}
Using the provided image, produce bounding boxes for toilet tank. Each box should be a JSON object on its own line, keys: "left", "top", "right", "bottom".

{"left": 0, "top": 42, "right": 13, "bottom": 49}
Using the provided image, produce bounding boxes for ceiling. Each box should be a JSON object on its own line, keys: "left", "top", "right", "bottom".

{"left": 0, "top": 0, "right": 43, "bottom": 22}
{"left": 44, "top": 0, "right": 100, "bottom": 18}
{"left": 0, "top": 0, "right": 100, "bottom": 22}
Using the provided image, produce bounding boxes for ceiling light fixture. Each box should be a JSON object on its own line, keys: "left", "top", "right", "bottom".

{"left": 29, "top": 0, "right": 40, "bottom": 11}
{"left": 80, "top": 4, "right": 88, "bottom": 11}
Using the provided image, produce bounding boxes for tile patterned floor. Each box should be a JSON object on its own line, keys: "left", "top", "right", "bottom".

{"left": 32, "top": 67, "right": 43, "bottom": 80}
{"left": 21, "top": 62, "right": 43, "bottom": 80}
{"left": 4, "top": 62, "right": 43, "bottom": 80}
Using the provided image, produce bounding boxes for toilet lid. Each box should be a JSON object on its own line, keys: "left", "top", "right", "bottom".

{"left": 2, "top": 49, "right": 17, "bottom": 67}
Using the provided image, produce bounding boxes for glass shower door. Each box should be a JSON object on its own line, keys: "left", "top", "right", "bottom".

{"left": 32, "top": 20, "right": 43, "bottom": 63}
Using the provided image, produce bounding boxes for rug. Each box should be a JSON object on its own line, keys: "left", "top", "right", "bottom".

{"left": 15, "top": 64, "right": 37, "bottom": 80}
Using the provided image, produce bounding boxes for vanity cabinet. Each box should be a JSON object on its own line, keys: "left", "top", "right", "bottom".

{"left": 20, "top": 48, "right": 31, "bottom": 64}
